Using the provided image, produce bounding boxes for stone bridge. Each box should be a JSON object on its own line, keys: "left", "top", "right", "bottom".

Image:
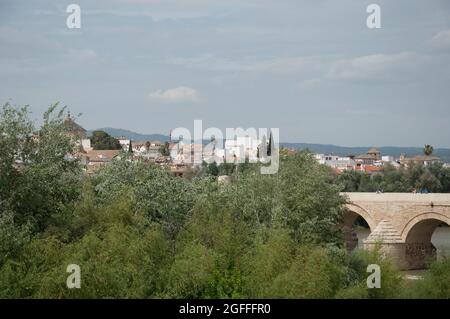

{"left": 341, "top": 192, "right": 450, "bottom": 270}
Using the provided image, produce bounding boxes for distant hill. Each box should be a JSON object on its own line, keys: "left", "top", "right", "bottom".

{"left": 281, "top": 143, "right": 450, "bottom": 163}
{"left": 88, "top": 128, "right": 170, "bottom": 142}
{"left": 87, "top": 128, "right": 450, "bottom": 163}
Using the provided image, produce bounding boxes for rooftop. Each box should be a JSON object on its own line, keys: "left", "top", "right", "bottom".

{"left": 85, "top": 150, "right": 120, "bottom": 162}
{"left": 64, "top": 115, "right": 86, "bottom": 133}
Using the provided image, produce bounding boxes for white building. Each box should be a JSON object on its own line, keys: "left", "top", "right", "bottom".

{"left": 224, "top": 137, "right": 262, "bottom": 162}
{"left": 118, "top": 137, "right": 130, "bottom": 151}
{"left": 81, "top": 138, "right": 93, "bottom": 152}
{"left": 314, "top": 154, "right": 356, "bottom": 172}
{"left": 381, "top": 155, "right": 400, "bottom": 168}
{"left": 168, "top": 137, "right": 264, "bottom": 165}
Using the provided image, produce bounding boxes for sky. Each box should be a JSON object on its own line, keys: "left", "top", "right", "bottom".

{"left": 1, "top": 0, "right": 450, "bottom": 147}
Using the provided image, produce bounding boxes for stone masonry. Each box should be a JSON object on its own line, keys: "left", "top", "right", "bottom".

{"left": 342, "top": 192, "right": 450, "bottom": 270}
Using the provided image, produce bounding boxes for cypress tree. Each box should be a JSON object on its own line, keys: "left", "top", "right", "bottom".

{"left": 268, "top": 131, "right": 273, "bottom": 156}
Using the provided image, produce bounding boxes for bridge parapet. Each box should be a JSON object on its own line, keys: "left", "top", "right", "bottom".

{"left": 342, "top": 192, "right": 450, "bottom": 204}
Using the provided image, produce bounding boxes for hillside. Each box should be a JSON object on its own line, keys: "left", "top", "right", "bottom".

{"left": 88, "top": 128, "right": 170, "bottom": 142}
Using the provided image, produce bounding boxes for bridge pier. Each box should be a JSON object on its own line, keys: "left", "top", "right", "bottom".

{"left": 363, "top": 242, "right": 437, "bottom": 270}
{"left": 404, "top": 242, "right": 437, "bottom": 270}
{"left": 361, "top": 219, "right": 409, "bottom": 269}
{"left": 363, "top": 242, "right": 408, "bottom": 269}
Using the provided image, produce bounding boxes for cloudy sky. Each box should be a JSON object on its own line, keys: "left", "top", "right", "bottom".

{"left": 1, "top": 0, "right": 450, "bottom": 147}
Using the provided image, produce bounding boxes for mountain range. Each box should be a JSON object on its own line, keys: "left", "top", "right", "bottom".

{"left": 89, "top": 127, "right": 450, "bottom": 163}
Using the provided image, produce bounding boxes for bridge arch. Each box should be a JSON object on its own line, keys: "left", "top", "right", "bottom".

{"left": 344, "top": 203, "right": 377, "bottom": 231}
{"left": 342, "top": 203, "right": 376, "bottom": 250}
{"left": 401, "top": 212, "right": 450, "bottom": 269}
{"left": 401, "top": 212, "right": 450, "bottom": 242}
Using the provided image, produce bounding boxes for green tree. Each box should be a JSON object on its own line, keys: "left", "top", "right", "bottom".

{"left": 165, "top": 243, "right": 217, "bottom": 298}
{"left": 277, "top": 151, "right": 346, "bottom": 243}
{"left": 0, "top": 103, "right": 34, "bottom": 214}
{"left": 90, "top": 130, "right": 121, "bottom": 150}
{"left": 0, "top": 103, "right": 82, "bottom": 232}
{"left": 424, "top": 144, "right": 434, "bottom": 156}
{"left": 335, "top": 247, "right": 403, "bottom": 299}
{"left": 0, "top": 195, "right": 171, "bottom": 298}
{"left": 417, "top": 170, "right": 442, "bottom": 192}
{"left": 267, "top": 131, "right": 273, "bottom": 156}
{"left": 207, "top": 162, "right": 219, "bottom": 176}
{"left": 0, "top": 212, "right": 30, "bottom": 268}
{"left": 160, "top": 141, "right": 170, "bottom": 156}
{"left": 335, "top": 170, "right": 363, "bottom": 192}
{"left": 93, "top": 159, "right": 198, "bottom": 243}
{"left": 218, "top": 161, "right": 234, "bottom": 176}
{"left": 335, "top": 161, "right": 450, "bottom": 193}
{"left": 128, "top": 139, "right": 133, "bottom": 153}
{"left": 405, "top": 257, "right": 450, "bottom": 298}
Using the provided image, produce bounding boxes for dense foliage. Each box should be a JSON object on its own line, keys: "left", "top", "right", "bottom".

{"left": 0, "top": 104, "right": 449, "bottom": 299}
{"left": 336, "top": 163, "right": 450, "bottom": 193}
{"left": 90, "top": 130, "right": 122, "bottom": 150}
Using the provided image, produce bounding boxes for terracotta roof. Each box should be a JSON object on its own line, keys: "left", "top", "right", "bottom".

{"left": 132, "top": 141, "right": 147, "bottom": 147}
{"left": 413, "top": 155, "right": 440, "bottom": 161}
{"left": 85, "top": 150, "right": 120, "bottom": 162}
{"left": 331, "top": 167, "right": 342, "bottom": 175}
{"left": 363, "top": 166, "right": 383, "bottom": 173}
{"left": 355, "top": 165, "right": 383, "bottom": 173}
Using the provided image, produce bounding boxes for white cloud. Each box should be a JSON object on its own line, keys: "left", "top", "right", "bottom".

{"left": 326, "top": 52, "right": 425, "bottom": 81}
{"left": 148, "top": 86, "right": 201, "bottom": 103}
{"left": 296, "top": 79, "right": 322, "bottom": 90}
{"left": 430, "top": 29, "right": 450, "bottom": 51}
{"left": 167, "top": 55, "right": 324, "bottom": 75}
{"left": 64, "top": 48, "right": 99, "bottom": 64}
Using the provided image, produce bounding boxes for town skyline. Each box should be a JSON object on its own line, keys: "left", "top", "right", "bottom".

{"left": 83, "top": 125, "right": 450, "bottom": 151}
{"left": 58, "top": 114, "right": 450, "bottom": 176}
